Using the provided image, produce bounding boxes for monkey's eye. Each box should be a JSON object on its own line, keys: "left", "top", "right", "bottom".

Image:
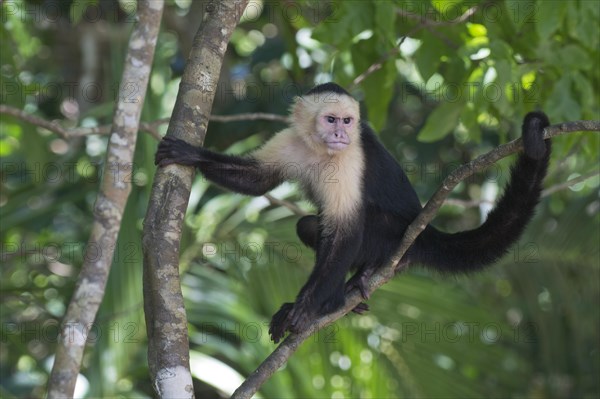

{"left": 343, "top": 117, "right": 352, "bottom": 124}
{"left": 326, "top": 116, "right": 336, "bottom": 124}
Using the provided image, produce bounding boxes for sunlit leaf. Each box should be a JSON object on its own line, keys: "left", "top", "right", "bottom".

{"left": 535, "top": 0, "right": 567, "bottom": 40}
{"left": 417, "top": 101, "right": 464, "bottom": 142}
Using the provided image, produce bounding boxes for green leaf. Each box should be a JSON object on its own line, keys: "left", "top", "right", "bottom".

{"left": 350, "top": 35, "right": 396, "bottom": 131}
{"left": 567, "top": 1, "right": 600, "bottom": 50}
{"left": 312, "top": 2, "right": 377, "bottom": 50}
{"left": 70, "top": 0, "right": 98, "bottom": 25}
{"left": 555, "top": 44, "right": 592, "bottom": 71}
{"left": 417, "top": 101, "right": 464, "bottom": 142}
{"left": 374, "top": 1, "right": 396, "bottom": 46}
{"left": 490, "top": 59, "right": 515, "bottom": 116}
{"left": 363, "top": 60, "right": 396, "bottom": 131}
{"left": 356, "top": 60, "right": 396, "bottom": 131}
{"left": 535, "top": 0, "right": 567, "bottom": 40}
{"left": 545, "top": 75, "right": 581, "bottom": 121}
{"left": 504, "top": 0, "right": 536, "bottom": 31}
{"left": 415, "top": 35, "right": 447, "bottom": 81}
{"left": 460, "top": 106, "right": 482, "bottom": 143}
{"left": 345, "top": 2, "right": 374, "bottom": 37}
{"left": 431, "top": 0, "right": 464, "bottom": 17}
{"left": 570, "top": 72, "right": 596, "bottom": 116}
{"left": 494, "top": 59, "right": 512, "bottom": 89}
{"left": 489, "top": 40, "right": 513, "bottom": 61}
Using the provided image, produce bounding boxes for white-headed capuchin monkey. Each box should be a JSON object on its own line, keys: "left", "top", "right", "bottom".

{"left": 155, "top": 83, "right": 552, "bottom": 343}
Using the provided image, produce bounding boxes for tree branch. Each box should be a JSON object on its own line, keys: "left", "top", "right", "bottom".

{"left": 442, "top": 169, "right": 599, "bottom": 209}
{"left": 396, "top": 4, "right": 479, "bottom": 27}
{"left": 141, "top": 1, "right": 249, "bottom": 397}
{"left": 351, "top": 48, "right": 399, "bottom": 88}
{"left": 396, "top": 4, "right": 480, "bottom": 49}
{"left": 0, "top": 105, "right": 287, "bottom": 141}
{"left": 264, "top": 194, "right": 308, "bottom": 216}
{"left": 0, "top": 104, "right": 82, "bottom": 139}
{"left": 352, "top": 5, "right": 482, "bottom": 88}
{"left": 230, "top": 119, "right": 600, "bottom": 399}
{"left": 541, "top": 169, "right": 599, "bottom": 197}
{"left": 210, "top": 112, "right": 290, "bottom": 124}
{"left": 46, "top": 1, "right": 164, "bottom": 397}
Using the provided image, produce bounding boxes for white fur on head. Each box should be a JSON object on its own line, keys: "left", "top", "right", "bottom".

{"left": 291, "top": 90, "right": 364, "bottom": 225}
{"left": 253, "top": 88, "right": 365, "bottom": 225}
{"left": 291, "top": 92, "right": 361, "bottom": 156}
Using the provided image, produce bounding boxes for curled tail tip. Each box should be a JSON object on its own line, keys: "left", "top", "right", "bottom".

{"left": 524, "top": 111, "right": 550, "bottom": 128}
{"left": 522, "top": 111, "right": 551, "bottom": 161}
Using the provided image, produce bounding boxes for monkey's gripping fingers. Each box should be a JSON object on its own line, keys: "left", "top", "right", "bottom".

{"left": 345, "top": 272, "right": 371, "bottom": 300}
{"left": 269, "top": 299, "right": 319, "bottom": 343}
{"left": 287, "top": 302, "right": 314, "bottom": 335}
{"left": 351, "top": 302, "right": 370, "bottom": 314}
{"left": 155, "top": 136, "right": 204, "bottom": 167}
{"left": 269, "top": 303, "right": 294, "bottom": 343}
{"left": 522, "top": 111, "right": 551, "bottom": 161}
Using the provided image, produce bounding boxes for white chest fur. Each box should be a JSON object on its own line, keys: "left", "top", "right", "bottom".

{"left": 254, "top": 129, "right": 365, "bottom": 223}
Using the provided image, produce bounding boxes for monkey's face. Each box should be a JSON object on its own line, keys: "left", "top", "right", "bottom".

{"left": 316, "top": 113, "right": 355, "bottom": 152}
{"left": 292, "top": 93, "right": 361, "bottom": 155}
{"left": 314, "top": 97, "right": 360, "bottom": 154}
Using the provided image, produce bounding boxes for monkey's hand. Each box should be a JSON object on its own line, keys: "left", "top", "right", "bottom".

{"left": 155, "top": 136, "right": 204, "bottom": 167}
{"left": 268, "top": 302, "right": 294, "bottom": 343}
{"left": 269, "top": 299, "right": 319, "bottom": 343}
{"left": 522, "top": 111, "right": 551, "bottom": 161}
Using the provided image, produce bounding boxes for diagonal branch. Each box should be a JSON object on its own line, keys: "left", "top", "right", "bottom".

{"left": 541, "top": 169, "right": 599, "bottom": 197}
{"left": 264, "top": 194, "right": 308, "bottom": 216}
{"left": 352, "top": 5, "right": 482, "bottom": 88}
{"left": 396, "top": 4, "right": 479, "bottom": 27}
{"left": 231, "top": 119, "right": 600, "bottom": 399}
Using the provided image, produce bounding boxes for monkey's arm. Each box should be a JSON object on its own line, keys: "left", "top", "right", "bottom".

{"left": 155, "top": 136, "right": 283, "bottom": 196}
{"left": 269, "top": 215, "right": 364, "bottom": 343}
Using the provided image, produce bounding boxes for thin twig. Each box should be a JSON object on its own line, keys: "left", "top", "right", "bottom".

{"left": 264, "top": 194, "right": 308, "bottom": 216}
{"left": 0, "top": 104, "right": 74, "bottom": 139}
{"left": 396, "top": 5, "right": 478, "bottom": 27}
{"left": 352, "top": 5, "right": 481, "bottom": 88}
{"left": 542, "top": 169, "right": 599, "bottom": 197}
{"left": 351, "top": 48, "right": 400, "bottom": 88}
{"left": 0, "top": 104, "right": 288, "bottom": 141}
{"left": 443, "top": 169, "right": 599, "bottom": 209}
{"left": 210, "top": 112, "right": 290, "bottom": 123}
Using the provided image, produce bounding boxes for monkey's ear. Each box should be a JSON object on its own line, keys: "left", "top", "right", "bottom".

{"left": 291, "top": 96, "right": 306, "bottom": 120}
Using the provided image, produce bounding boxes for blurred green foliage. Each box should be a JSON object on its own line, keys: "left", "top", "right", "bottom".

{"left": 1, "top": 0, "right": 598, "bottom": 398}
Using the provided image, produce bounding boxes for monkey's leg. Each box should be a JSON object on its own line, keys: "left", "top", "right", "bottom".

{"left": 296, "top": 215, "right": 318, "bottom": 249}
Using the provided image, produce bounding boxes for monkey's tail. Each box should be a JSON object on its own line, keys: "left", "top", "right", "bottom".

{"left": 413, "top": 112, "right": 552, "bottom": 273}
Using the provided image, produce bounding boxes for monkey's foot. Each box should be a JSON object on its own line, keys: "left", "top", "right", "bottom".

{"left": 345, "top": 272, "right": 371, "bottom": 300}
{"left": 286, "top": 299, "right": 317, "bottom": 335}
{"left": 351, "top": 302, "right": 370, "bottom": 314}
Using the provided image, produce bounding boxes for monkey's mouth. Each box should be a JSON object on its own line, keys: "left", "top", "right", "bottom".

{"left": 326, "top": 140, "right": 350, "bottom": 151}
